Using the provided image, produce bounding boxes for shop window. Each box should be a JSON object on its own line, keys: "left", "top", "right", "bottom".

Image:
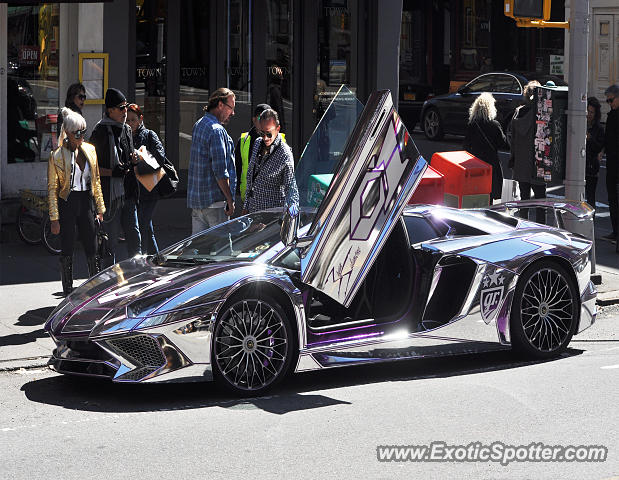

{"left": 135, "top": 0, "right": 167, "bottom": 144}
{"left": 315, "top": 0, "right": 355, "bottom": 124}
{"left": 178, "top": 0, "right": 210, "bottom": 172}
{"left": 6, "top": 4, "right": 60, "bottom": 164}
{"left": 265, "top": 0, "right": 292, "bottom": 136}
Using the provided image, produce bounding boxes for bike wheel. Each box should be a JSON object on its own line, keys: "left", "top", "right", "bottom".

{"left": 42, "top": 216, "right": 62, "bottom": 255}
{"left": 16, "top": 206, "right": 42, "bottom": 245}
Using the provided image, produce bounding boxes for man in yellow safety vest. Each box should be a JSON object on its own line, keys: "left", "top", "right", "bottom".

{"left": 235, "top": 103, "right": 286, "bottom": 208}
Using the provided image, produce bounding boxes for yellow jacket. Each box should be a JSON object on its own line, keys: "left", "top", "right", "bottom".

{"left": 47, "top": 142, "right": 106, "bottom": 222}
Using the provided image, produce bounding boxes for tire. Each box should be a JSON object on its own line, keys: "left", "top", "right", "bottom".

{"left": 422, "top": 107, "right": 444, "bottom": 141}
{"left": 42, "top": 216, "right": 62, "bottom": 255}
{"left": 16, "top": 206, "right": 42, "bottom": 245}
{"left": 212, "top": 294, "right": 296, "bottom": 395}
{"left": 510, "top": 261, "right": 579, "bottom": 359}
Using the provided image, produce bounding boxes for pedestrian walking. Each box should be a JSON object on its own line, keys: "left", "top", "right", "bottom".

{"left": 243, "top": 108, "right": 298, "bottom": 214}
{"left": 235, "top": 103, "right": 271, "bottom": 208}
{"left": 57, "top": 83, "right": 86, "bottom": 137}
{"left": 126, "top": 103, "right": 167, "bottom": 254}
{"left": 603, "top": 84, "right": 619, "bottom": 243}
{"left": 188, "top": 87, "right": 237, "bottom": 234}
{"left": 509, "top": 80, "right": 547, "bottom": 223}
{"left": 463, "top": 92, "right": 508, "bottom": 202}
{"left": 48, "top": 107, "right": 106, "bottom": 295}
{"left": 89, "top": 88, "right": 141, "bottom": 262}
{"left": 585, "top": 97, "right": 604, "bottom": 210}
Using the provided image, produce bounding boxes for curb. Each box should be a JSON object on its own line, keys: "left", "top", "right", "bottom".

{"left": 0, "top": 356, "right": 50, "bottom": 372}
{"left": 597, "top": 294, "right": 619, "bottom": 307}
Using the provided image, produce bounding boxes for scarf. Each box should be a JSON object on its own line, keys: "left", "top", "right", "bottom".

{"left": 93, "top": 115, "right": 126, "bottom": 211}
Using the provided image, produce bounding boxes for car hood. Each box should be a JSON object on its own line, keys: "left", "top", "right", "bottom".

{"left": 45, "top": 256, "right": 269, "bottom": 337}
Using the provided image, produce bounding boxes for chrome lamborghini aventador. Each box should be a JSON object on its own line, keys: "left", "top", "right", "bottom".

{"left": 45, "top": 87, "right": 597, "bottom": 395}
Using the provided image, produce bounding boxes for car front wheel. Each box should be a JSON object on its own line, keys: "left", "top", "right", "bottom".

{"left": 510, "top": 261, "right": 578, "bottom": 359}
{"left": 422, "top": 107, "right": 444, "bottom": 140}
{"left": 213, "top": 295, "right": 295, "bottom": 395}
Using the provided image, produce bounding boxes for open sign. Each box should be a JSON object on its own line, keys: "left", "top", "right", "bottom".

{"left": 19, "top": 46, "right": 40, "bottom": 66}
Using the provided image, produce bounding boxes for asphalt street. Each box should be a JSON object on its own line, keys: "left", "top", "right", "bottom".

{"left": 0, "top": 304, "right": 617, "bottom": 480}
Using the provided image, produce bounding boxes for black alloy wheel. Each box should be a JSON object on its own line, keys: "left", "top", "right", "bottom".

{"left": 213, "top": 295, "right": 295, "bottom": 395}
{"left": 422, "top": 107, "right": 444, "bottom": 141}
{"left": 510, "top": 261, "right": 578, "bottom": 358}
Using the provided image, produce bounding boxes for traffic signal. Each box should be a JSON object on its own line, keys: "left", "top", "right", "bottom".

{"left": 504, "top": 0, "right": 551, "bottom": 22}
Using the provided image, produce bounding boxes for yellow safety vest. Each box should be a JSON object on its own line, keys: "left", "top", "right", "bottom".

{"left": 239, "top": 131, "right": 286, "bottom": 202}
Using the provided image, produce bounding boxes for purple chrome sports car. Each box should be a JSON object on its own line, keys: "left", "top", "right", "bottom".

{"left": 45, "top": 87, "right": 597, "bottom": 395}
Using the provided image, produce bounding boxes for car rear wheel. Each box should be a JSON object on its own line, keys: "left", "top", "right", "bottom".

{"left": 422, "top": 107, "right": 444, "bottom": 140}
{"left": 213, "top": 295, "right": 295, "bottom": 395}
{"left": 510, "top": 261, "right": 578, "bottom": 358}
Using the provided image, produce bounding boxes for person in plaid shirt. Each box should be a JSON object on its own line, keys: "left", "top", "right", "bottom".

{"left": 243, "top": 109, "right": 298, "bottom": 214}
{"left": 187, "top": 87, "right": 237, "bottom": 234}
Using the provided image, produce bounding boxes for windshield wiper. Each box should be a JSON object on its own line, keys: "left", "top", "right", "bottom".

{"left": 161, "top": 257, "right": 215, "bottom": 266}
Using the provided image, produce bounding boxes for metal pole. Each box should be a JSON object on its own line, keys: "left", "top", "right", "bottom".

{"left": 564, "top": 0, "right": 589, "bottom": 202}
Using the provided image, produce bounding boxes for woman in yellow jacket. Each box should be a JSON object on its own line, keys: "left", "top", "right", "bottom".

{"left": 48, "top": 107, "right": 106, "bottom": 295}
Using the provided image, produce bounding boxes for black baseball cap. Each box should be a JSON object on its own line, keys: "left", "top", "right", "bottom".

{"left": 253, "top": 103, "right": 271, "bottom": 117}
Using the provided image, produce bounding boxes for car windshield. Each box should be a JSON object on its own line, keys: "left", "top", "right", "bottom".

{"left": 295, "top": 85, "right": 364, "bottom": 208}
{"left": 159, "top": 210, "right": 313, "bottom": 264}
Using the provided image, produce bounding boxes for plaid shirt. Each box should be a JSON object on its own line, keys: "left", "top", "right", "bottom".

{"left": 244, "top": 135, "right": 299, "bottom": 212}
{"left": 187, "top": 112, "right": 236, "bottom": 209}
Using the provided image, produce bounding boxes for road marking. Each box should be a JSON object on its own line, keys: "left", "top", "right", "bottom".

{"left": 600, "top": 364, "right": 619, "bottom": 369}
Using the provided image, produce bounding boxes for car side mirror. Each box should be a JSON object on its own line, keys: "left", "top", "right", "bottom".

{"left": 280, "top": 204, "right": 299, "bottom": 246}
{"left": 281, "top": 204, "right": 313, "bottom": 249}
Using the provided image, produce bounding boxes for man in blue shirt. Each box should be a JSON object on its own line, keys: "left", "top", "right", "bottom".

{"left": 188, "top": 87, "right": 237, "bottom": 234}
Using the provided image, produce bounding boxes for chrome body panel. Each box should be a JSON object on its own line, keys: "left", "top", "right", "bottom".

{"left": 43, "top": 89, "right": 597, "bottom": 388}
{"left": 300, "top": 90, "right": 427, "bottom": 307}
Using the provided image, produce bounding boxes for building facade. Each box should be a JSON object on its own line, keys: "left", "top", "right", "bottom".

{"left": 0, "top": 0, "right": 402, "bottom": 202}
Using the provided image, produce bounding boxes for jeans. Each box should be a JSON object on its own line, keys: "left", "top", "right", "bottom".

{"left": 138, "top": 196, "right": 159, "bottom": 254}
{"left": 105, "top": 196, "right": 141, "bottom": 262}
{"left": 585, "top": 175, "right": 597, "bottom": 211}
{"left": 191, "top": 204, "right": 228, "bottom": 235}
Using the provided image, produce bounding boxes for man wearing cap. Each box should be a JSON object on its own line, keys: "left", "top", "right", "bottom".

{"left": 90, "top": 87, "right": 141, "bottom": 263}
{"left": 188, "top": 87, "right": 237, "bottom": 234}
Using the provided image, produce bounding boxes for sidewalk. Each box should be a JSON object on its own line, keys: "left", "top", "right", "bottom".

{"left": 0, "top": 197, "right": 617, "bottom": 372}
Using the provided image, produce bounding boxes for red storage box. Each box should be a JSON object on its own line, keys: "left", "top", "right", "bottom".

{"left": 408, "top": 165, "right": 444, "bottom": 205}
{"left": 430, "top": 151, "right": 492, "bottom": 208}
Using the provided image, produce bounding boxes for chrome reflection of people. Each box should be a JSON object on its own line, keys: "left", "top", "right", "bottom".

{"left": 48, "top": 107, "right": 106, "bottom": 295}
{"left": 242, "top": 109, "right": 298, "bottom": 214}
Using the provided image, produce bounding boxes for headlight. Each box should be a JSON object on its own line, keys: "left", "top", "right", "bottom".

{"left": 126, "top": 289, "right": 184, "bottom": 318}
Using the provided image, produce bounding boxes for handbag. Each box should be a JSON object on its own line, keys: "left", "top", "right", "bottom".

{"left": 134, "top": 145, "right": 165, "bottom": 192}
{"left": 158, "top": 158, "right": 179, "bottom": 198}
{"left": 96, "top": 220, "right": 114, "bottom": 269}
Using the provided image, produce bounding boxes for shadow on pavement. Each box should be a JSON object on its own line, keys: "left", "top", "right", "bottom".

{"left": 0, "top": 306, "right": 55, "bottom": 348}
{"left": 20, "top": 348, "right": 582, "bottom": 415}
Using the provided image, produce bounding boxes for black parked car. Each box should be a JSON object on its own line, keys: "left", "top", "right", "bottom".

{"left": 420, "top": 72, "right": 566, "bottom": 141}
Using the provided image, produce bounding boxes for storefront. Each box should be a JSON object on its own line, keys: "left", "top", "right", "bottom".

{"left": 1, "top": 0, "right": 401, "bottom": 204}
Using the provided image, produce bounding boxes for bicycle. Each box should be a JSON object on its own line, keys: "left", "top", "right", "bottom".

{"left": 16, "top": 189, "right": 61, "bottom": 255}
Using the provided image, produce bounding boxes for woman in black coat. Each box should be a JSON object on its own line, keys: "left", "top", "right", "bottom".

{"left": 463, "top": 92, "right": 509, "bottom": 201}
{"left": 127, "top": 103, "right": 168, "bottom": 254}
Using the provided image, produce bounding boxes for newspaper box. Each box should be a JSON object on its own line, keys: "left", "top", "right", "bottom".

{"left": 431, "top": 151, "right": 492, "bottom": 208}
{"left": 408, "top": 165, "right": 444, "bottom": 205}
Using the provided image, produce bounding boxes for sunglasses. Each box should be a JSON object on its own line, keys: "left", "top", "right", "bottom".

{"left": 116, "top": 103, "right": 128, "bottom": 110}
{"left": 77, "top": 94, "right": 86, "bottom": 101}
{"left": 607, "top": 97, "right": 616, "bottom": 104}
{"left": 260, "top": 130, "right": 277, "bottom": 139}
{"left": 72, "top": 129, "right": 87, "bottom": 139}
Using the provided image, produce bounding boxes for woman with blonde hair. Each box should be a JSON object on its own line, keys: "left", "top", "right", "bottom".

{"left": 463, "top": 92, "right": 508, "bottom": 202}
{"left": 48, "top": 107, "right": 106, "bottom": 295}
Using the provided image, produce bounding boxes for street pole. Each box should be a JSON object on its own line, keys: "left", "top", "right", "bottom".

{"left": 564, "top": 0, "right": 589, "bottom": 202}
